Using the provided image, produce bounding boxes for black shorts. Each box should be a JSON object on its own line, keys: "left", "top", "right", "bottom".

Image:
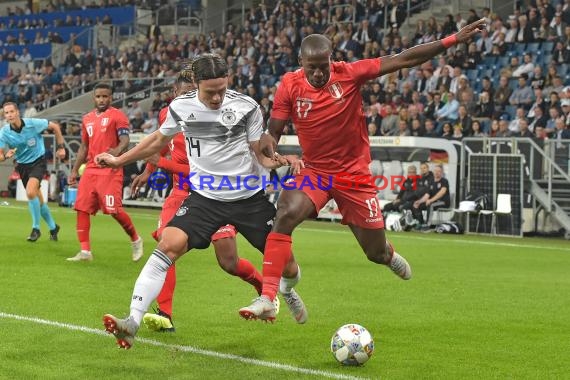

{"left": 16, "top": 157, "right": 47, "bottom": 188}
{"left": 167, "top": 190, "right": 276, "bottom": 252}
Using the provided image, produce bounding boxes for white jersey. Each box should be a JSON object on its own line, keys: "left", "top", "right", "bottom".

{"left": 160, "top": 89, "right": 265, "bottom": 201}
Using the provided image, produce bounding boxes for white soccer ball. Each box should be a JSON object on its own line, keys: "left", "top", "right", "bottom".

{"left": 330, "top": 324, "right": 374, "bottom": 366}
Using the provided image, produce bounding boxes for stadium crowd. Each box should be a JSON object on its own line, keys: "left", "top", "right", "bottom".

{"left": 0, "top": 0, "right": 569, "bottom": 140}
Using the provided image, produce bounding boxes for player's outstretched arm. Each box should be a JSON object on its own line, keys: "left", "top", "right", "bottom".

{"left": 261, "top": 118, "right": 288, "bottom": 158}
{"left": 96, "top": 130, "right": 172, "bottom": 169}
{"left": 379, "top": 19, "right": 486, "bottom": 76}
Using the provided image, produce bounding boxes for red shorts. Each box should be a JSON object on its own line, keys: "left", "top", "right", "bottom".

{"left": 288, "top": 168, "right": 384, "bottom": 229}
{"left": 152, "top": 191, "right": 187, "bottom": 241}
{"left": 75, "top": 172, "right": 123, "bottom": 215}
{"left": 151, "top": 191, "right": 238, "bottom": 242}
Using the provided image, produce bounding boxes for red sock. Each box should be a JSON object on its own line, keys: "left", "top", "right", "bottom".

{"left": 234, "top": 258, "right": 263, "bottom": 295}
{"left": 77, "top": 211, "right": 91, "bottom": 251}
{"left": 112, "top": 208, "right": 139, "bottom": 241}
{"left": 261, "top": 232, "right": 292, "bottom": 301}
{"left": 157, "top": 264, "right": 176, "bottom": 317}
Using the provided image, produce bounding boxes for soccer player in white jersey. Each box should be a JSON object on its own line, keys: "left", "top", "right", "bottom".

{"left": 95, "top": 54, "right": 307, "bottom": 349}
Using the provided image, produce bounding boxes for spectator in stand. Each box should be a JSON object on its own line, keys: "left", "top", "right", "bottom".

{"left": 424, "top": 92, "right": 445, "bottom": 120}
{"left": 366, "top": 107, "right": 382, "bottom": 132}
{"left": 489, "top": 119, "right": 500, "bottom": 137}
{"left": 442, "top": 14, "right": 458, "bottom": 36}
{"left": 452, "top": 124, "right": 464, "bottom": 140}
{"left": 397, "top": 119, "right": 411, "bottom": 136}
{"left": 424, "top": 118, "right": 438, "bottom": 137}
{"left": 129, "top": 111, "right": 145, "bottom": 133}
{"left": 496, "top": 118, "right": 512, "bottom": 137}
{"left": 474, "top": 90, "right": 495, "bottom": 120}
{"left": 435, "top": 91, "right": 459, "bottom": 130}
{"left": 549, "top": 12, "right": 566, "bottom": 41}
{"left": 380, "top": 106, "right": 398, "bottom": 136}
{"left": 508, "top": 107, "right": 527, "bottom": 133}
{"left": 449, "top": 66, "right": 462, "bottom": 95}
{"left": 529, "top": 105, "right": 548, "bottom": 133}
{"left": 516, "top": 15, "right": 535, "bottom": 42}
{"left": 512, "top": 53, "right": 535, "bottom": 78}
{"left": 500, "top": 56, "right": 519, "bottom": 79}
{"left": 546, "top": 106, "right": 562, "bottom": 135}
{"left": 456, "top": 105, "right": 473, "bottom": 136}
{"left": 509, "top": 74, "right": 533, "bottom": 109}
{"left": 410, "top": 118, "right": 425, "bottom": 136}
{"left": 441, "top": 122, "right": 453, "bottom": 139}
{"left": 553, "top": 117, "right": 570, "bottom": 140}
{"left": 505, "top": 16, "right": 519, "bottom": 43}
{"left": 545, "top": 76, "right": 565, "bottom": 98}
{"left": 462, "top": 42, "right": 482, "bottom": 70}
{"left": 455, "top": 13, "right": 467, "bottom": 31}
{"left": 476, "top": 28, "right": 493, "bottom": 55}
{"left": 516, "top": 118, "right": 534, "bottom": 137}
{"left": 471, "top": 120, "right": 487, "bottom": 136}
{"left": 552, "top": 41, "right": 570, "bottom": 64}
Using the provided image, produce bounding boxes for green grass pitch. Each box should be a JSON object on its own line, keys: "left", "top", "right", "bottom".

{"left": 0, "top": 201, "right": 569, "bottom": 379}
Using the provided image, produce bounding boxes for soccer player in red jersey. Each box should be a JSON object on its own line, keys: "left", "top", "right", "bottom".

{"left": 131, "top": 69, "right": 267, "bottom": 332}
{"left": 67, "top": 83, "right": 143, "bottom": 262}
{"left": 239, "top": 20, "right": 486, "bottom": 320}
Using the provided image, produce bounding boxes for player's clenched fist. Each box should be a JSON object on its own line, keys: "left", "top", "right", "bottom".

{"left": 95, "top": 152, "right": 120, "bottom": 168}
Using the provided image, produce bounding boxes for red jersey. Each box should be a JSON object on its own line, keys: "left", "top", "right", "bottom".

{"left": 82, "top": 106, "right": 130, "bottom": 175}
{"left": 271, "top": 59, "right": 381, "bottom": 174}
{"left": 146, "top": 106, "right": 190, "bottom": 193}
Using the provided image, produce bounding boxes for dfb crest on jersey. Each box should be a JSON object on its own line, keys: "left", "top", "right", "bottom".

{"left": 221, "top": 109, "right": 237, "bottom": 125}
{"left": 176, "top": 206, "right": 188, "bottom": 216}
{"left": 328, "top": 82, "right": 343, "bottom": 99}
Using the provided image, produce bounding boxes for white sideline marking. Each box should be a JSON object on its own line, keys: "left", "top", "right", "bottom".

{"left": 0, "top": 312, "right": 368, "bottom": 380}
{"left": 298, "top": 228, "right": 570, "bottom": 252}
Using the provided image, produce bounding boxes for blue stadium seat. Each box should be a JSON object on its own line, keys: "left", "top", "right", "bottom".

{"left": 483, "top": 56, "right": 497, "bottom": 66}
{"left": 542, "top": 41, "right": 554, "bottom": 53}
{"left": 505, "top": 105, "right": 517, "bottom": 119}
{"left": 508, "top": 78, "right": 519, "bottom": 91}
{"left": 527, "top": 42, "right": 540, "bottom": 53}
{"left": 514, "top": 44, "right": 526, "bottom": 55}
{"left": 498, "top": 56, "right": 510, "bottom": 67}
{"left": 543, "top": 54, "right": 552, "bottom": 64}
{"left": 467, "top": 69, "right": 478, "bottom": 81}
{"left": 557, "top": 64, "right": 568, "bottom": 77}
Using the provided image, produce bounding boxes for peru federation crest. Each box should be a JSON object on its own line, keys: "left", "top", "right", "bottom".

{"left": 328, "top": 82, "right": 343, "bottom": 99}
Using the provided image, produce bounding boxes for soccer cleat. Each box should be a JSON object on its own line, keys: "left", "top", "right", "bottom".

{"left": 27, "top": 228, "right": 41, "bottom": 242}
{"left": 143, "top": 309, "right": 175, "bottom": 332}
{"left": 131, "top": 237, "right": 144, "bottom": 262}
{"left": 66, "top": 250, "right": 93, "bottom": 262}
{"left": 389, "top": 252, "right": 412, "bottom": 280}
{"left": 49, "top": 224, "right": 60, "bottom": 241}
{"left": 102, "top": 314, "right": 139, "bottom": 349}
{"left": 272, "top": 295, "right": 280, "bottom": 315}
{"left": 239, "top": 296, "right": 276, "bottom": 322}
{"left": 281, "top": 288, "right": 308, "bottom": 324}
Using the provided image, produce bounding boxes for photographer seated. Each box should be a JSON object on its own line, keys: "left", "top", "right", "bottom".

{"left": 411, "top": 164, "right": 450, "bottom": 227}
{"left": 383, "top": 165, "right": 419, "bottom": 213}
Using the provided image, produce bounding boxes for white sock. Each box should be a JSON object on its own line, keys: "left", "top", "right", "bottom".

{"left": 279, "top": 264, "right": 301, "bottom": 294}
{"left": 129, "top": 249, "right": 172, "bottom": 326}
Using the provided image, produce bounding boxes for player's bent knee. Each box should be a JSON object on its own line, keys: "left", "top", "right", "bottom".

{"left": 157, "top": 227, "right": 188, "bottom": 260}
{"left": 216, "top": 254, "right": 238, "bottom": 274}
